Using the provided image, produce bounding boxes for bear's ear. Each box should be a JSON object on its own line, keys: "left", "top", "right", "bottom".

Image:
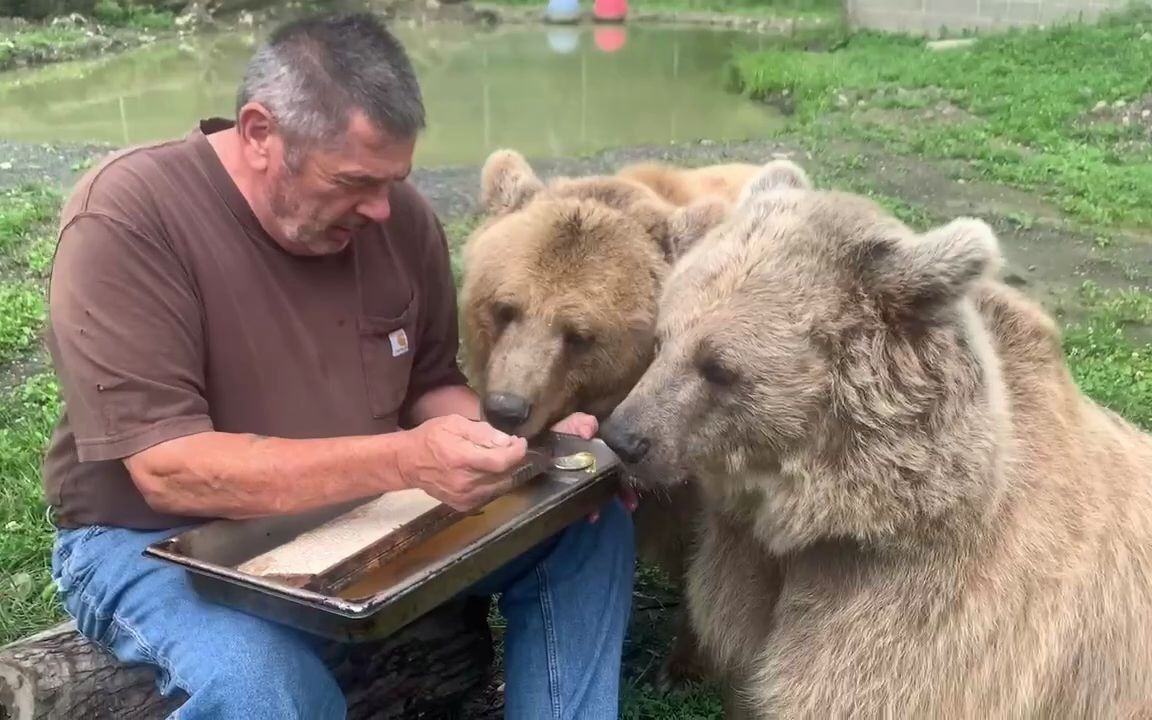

{"left": 736, "top": 159, "right": 813, "bottom": 208}
{"left": 666, "top": 197, "right": 731, "bottom": 261}
{"left": 865, "top": 217, "right": 1001, "bottom": 318}
{"left": 479, "top": 149, "right": 544, "bottom": 216}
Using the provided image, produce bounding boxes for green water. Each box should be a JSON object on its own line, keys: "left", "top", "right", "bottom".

{"left": 0, "top": 22, "right": 783, "bottom": 167}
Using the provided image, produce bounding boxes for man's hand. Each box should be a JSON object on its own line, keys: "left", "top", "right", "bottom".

{"left": 398, "top": 414, "right": 528, "bottom": 512}
{"left": 549, "top": 411, "right": 598, "bottom": 439}
{"left": 549, "top": 412, "right": 640, "bottom": 522}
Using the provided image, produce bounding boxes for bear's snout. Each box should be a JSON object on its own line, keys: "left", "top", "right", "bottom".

{"left": 483, "top": 392, "right": 532, "bottom": 433}
{"left": 600, "top": 416, "right": 651, "bottom": 465}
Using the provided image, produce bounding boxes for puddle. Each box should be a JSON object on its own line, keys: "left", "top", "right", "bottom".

{"left": 0, "top": 22, "right": 783, "bottom": 168}
{"left": 845, "top": 0, "right": 1131, "bottom": 36}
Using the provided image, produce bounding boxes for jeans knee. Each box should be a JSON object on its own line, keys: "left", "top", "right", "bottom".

{"left": 190, "top": 632, "right": 345, "bottom": 719}
{"left": 588, "top": 497, "right": 637, "bottom": 560}
{"left": 555, "top": 497, "right": 636, "bottom": 582}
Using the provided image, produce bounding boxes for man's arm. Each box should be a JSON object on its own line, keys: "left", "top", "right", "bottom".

{"left": 121, "top": 414, "right": 527, "bottom": 518}
{"left": 122, "top": 430, "right": 413, "bottom": 519}
{"left": 127, "top": 381, "right": 484, "bottom": 519}
{"left": 405, "top": 383, "right": 482, "bottom": 426}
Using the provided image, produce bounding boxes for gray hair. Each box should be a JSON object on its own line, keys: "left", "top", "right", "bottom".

{"left": 236, "top": 12, "right": 426, "bottom": 168}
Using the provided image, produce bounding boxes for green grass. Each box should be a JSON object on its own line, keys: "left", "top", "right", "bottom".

{"left": 0, "top": 6, "right": 174, "bottom": 71}
{"left": 1061, "top": 281, "right": 1152, "bottom": 429}
{"left": 727, "top": 3, "right": 1152, "bottom": 229}
{"left": 91, "top": 0, "right": 177, "bottom": 30}
{"left": 0, "top": 283, "right": 47, "bottom": 363}
{"left": 0, "top": 373, "right": 65, "bottom": 645}
{"left": 0, "top": 185, "right": 60, "bottom": 274}
{"left": 0, "top": 186, "right": 62, "bottom": 645}
{"left": 444, "top": 215, "right": 483, "bottom": 288}
{"left": 0, "top": 26, "right": 99, "bottom": 70}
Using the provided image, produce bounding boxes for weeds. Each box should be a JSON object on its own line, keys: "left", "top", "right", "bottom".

{"left": 729, "top": 4, "right": 1152, "bottom": 227}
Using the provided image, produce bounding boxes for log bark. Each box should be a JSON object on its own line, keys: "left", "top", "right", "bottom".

{"left": 0, "top": 596, "right": 496, "bottom": 720}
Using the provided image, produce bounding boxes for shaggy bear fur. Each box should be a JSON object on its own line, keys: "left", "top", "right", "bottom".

{"left": 615, "top": 161, "right": 761, "bottom": 206}
{"left": 601, "top": 158, "right": 1152, "bottom": 717}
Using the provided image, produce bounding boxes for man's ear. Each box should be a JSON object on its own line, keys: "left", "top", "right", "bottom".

{"left": 864, "top": 217, "right": 1002, "bottom": 319}
{"left": 736, "top": 158, "right": 813, "bottom": 208}
{"left": 666, "top": 197, "right": 731, "bottom": 261}
{"left": 235, "top": 101, "right": 277, "bottom": 172}
{"left": 479, "top": 149, "right": 544, "bottom": 216}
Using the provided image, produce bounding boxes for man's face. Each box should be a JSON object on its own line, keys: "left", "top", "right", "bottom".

{"left": 240, "top": 105, "right": 417, "bottom": 256}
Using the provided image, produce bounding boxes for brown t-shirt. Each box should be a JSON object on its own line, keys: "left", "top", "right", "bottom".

{"left": 42, "top": 118, "right": 468, "bottom": 530}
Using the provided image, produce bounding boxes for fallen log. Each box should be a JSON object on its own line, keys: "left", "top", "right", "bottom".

{"left": 0, "top": 596, "right": 497, "bottom": 720}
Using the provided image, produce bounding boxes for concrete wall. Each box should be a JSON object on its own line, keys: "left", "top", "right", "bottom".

{"left": 845, "top": 0, "right": 1133, "bottom": 36}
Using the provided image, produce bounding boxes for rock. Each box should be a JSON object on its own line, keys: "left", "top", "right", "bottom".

{"left": 49, "top": 13, "right": 87, "bottom": 27}
{"left": 926, "top": 38, "right": 977, "bottom": 51}
{"left": 175, "top": 0, "right": 218, "bottom": 29}
{"left": 1003, "top": 271, "right": 1028, "bottom": 288}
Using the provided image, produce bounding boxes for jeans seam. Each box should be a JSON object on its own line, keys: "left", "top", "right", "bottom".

{"left": 536, "top": 562, "right": 563, "bottom": 720}
{"left": 111, "top": 609, "right": 196, "bottom": 697}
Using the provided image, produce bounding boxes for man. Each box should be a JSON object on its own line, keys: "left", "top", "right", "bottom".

{"left": 42, "top": 12, "right": 636, "bottom": 719}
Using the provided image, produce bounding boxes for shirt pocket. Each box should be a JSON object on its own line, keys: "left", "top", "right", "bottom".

{"left": 358, "top": 298, "right": 418, "bottom": 420}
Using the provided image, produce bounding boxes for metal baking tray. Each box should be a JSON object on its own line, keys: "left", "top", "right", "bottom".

{"left": 142, "top": 432, "right": 622, "bottom": 642}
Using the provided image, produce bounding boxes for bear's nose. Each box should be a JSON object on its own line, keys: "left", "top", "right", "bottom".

{"left": 600, "top": 420, "right": 650, "bottom": 465}
{"left": 483, "top": 392, "right": 532, "bottom": 433}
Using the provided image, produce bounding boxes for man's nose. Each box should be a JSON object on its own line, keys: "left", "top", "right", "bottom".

{"left": 483, "top": 393, "right": 532, "bottom": 434}
{"left": 356, "top": 192, "right": 391, "bottom": 223}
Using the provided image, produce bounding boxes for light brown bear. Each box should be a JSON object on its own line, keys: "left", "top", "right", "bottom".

{"left": 457, "top": 148, "right": 738, "bottom": 690}
{"left": 600, "top": 158, "right": 1152, "bottom": 718}
{"left": 615, "top": 161, "right": 762, "bottom": 206}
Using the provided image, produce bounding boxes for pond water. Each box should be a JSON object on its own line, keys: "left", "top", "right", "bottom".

{"left": 846, "top": 0, "right": 1132, "bottom": 36}
{"left": 0, "top": 22, "right": 784, "bottom": 168}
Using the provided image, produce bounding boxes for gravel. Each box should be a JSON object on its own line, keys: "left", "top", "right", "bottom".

{"left": 0, "top": 140, "right": 118, "bottom": 191}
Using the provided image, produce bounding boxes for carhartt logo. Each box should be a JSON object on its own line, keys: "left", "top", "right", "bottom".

{"left": 389, "top": 329, "right": 409, "bottom": 357}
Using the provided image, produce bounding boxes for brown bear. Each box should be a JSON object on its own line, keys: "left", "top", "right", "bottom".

{"left": 600, "top": 158, "right": 1152, "bottom": 718}
{"left": 457, "top": 148, "right": 738, "bottom": 691}
{"left": 614, "top": 160, "right": 762, "bottom": 206}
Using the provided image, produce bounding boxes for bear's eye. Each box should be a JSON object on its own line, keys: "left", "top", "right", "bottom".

{"left": 698, "top": 357, "right": 738, "bottom": 387}
{"left": 492, "top": 302, "right": 519, "bottom": 326}
{"left": 564, "top": 329, "right": 595, "bottom": 351}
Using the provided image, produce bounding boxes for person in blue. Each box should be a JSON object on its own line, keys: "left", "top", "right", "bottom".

{"left": 546, "top": 0, "right": 583, "bottom": 24}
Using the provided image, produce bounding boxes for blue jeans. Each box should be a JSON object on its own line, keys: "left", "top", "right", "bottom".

{"left": 50, "top": 498, "right": 635, "bottom": 720}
